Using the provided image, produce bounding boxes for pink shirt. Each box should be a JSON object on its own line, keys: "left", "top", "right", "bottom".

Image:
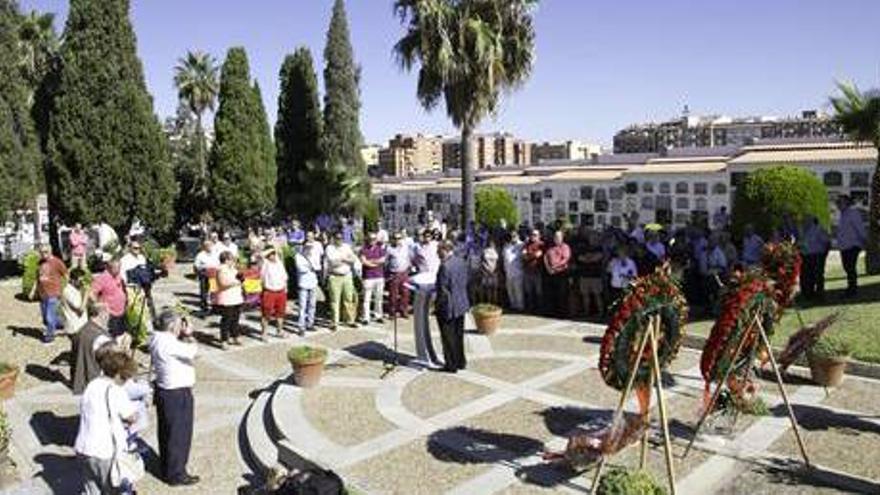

{"left": 545, "top": 243, "right": 571, "bottom": 275}
{"left": 91, "top": 271, "right": 127, "bottom": 317}
{"left": 69, "top": 230, "right": 89, "bottom": 257}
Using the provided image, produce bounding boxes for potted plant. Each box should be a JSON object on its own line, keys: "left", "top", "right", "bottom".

{"left": 598, "top": 467, "right": 667, "bottom": 495}
{"left": 0, "top": 363, "right": 19, "bottom": 400}
{"left": 806, "top": 334, "right": 851, "bottom": 387}
{"left": 472, "top": 303, "right": 503, "bottom": 336}
{"left": 287, "top": 346, "right": 328, "bottom": 388}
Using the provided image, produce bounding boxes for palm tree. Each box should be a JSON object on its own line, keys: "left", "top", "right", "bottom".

{"left": 393, "top": 0, "right": 537, "bottom": 228}
{"left": 17, "top": 10, "right": 59, "bottom": 100}
{"left": 830, "top": 81, "right": 880, "bottom": 274}
{"left": 174, "top": 50, "right": 220, "bottom": 185}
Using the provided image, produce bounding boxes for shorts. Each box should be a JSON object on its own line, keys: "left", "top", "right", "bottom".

{"left": 261, "top": 290, "right": 287, "bottom": 319}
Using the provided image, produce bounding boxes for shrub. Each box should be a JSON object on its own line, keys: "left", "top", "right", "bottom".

{"left": 808, "top": 334, "right": 852, "bottom": 360}
{"left": 598, "top": 468, "right": 667, "bottom": 495}
{"left": 287, "top": 346, "right": 327, "bottom": 365}
{"left": 363, "top": 200, "right": 381, "bottom": 234}
{"left": 18, "top": 250, "right": 40, "bottom": 298}
{"left": 732, "top": 166, "right": 830, "bottom": 239}
{"left": 476, "top": 187, "right": 519, "bottom": 230}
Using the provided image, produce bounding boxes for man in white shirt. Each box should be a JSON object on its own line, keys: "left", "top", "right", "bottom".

{"left": 836, "top": 195, "right": 867, "bottom": 297}
{"left": 193, "top": 240, "right": 218, "bottom": 311}
{"left": 502, "top": 234, "right": 525, "bottom": 311}
{"left": 119, "top": 240, "right": 148, "bottom": 286}
{"left": 149, "top": 309, "right": 199, "bottom": 486}
{"left": 324, "top": 232, "right": 358, "bottom": 329}
{"left": 260, "top": 248, "right": 289, "bottom": 338}
{"left": 220, "top": 232, "right": 239, "bottom": 259}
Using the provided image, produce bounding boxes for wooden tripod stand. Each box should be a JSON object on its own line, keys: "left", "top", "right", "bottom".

{"left": 589, "top": 315, "right": 677, "bottom": 495}
{"left": 682, "top": 312, "right": 811, "bottom": 467}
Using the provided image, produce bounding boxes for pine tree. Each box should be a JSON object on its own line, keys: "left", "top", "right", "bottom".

{"left": 47, "top": 0, "right": 176, "bottom": 237}
{"left": 322, "top": 0, "right": 365, "bottom": 172}
{"left": 275, "top": 47, "right": 323, "bottom": 217}
{"left": 210, "top": 46, "right": 274, "bottom": 225}
{"left": 0, "top": 0, "right": 41, "bottom": 215}
{"left": 252, "top": 80, "right": 276, "bottom": 210}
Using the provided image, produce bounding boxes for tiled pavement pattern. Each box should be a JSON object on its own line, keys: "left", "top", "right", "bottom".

{"left": 1, "top": 272, "right": 879, "bottom": 494}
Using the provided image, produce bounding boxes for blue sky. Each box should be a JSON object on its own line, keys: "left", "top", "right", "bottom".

{"left": 21, "top": 0, "right": 880, "bottom": 146}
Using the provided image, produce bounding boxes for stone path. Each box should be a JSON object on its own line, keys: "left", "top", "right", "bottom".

{"left": 2, "top": 271, "right": 880, "bottom": 494}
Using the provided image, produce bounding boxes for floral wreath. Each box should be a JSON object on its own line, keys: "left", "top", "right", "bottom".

{"left": 599, "top": 266, "right": 688, "bottom": 393}
{"left": 761, "top": 241, "right": 802, "bottom": 318}
{"left": 699, "top": 270, "right": 777, "bottom": 404}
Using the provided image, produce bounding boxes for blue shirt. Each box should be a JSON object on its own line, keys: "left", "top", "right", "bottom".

{"left": 837, "top": 207, "right": 867, "bottom": 251}
{"left": 742, "top": 234, "right": 764, "bottom": 265}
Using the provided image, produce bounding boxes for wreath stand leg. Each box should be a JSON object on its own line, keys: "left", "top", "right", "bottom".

{"left": 589, "top": 315, "right": 677, "bottom": 495}
{"left": 755, "top": 318, "right": 811, "bottom": 468}
{"left": 683, "top": 311, "right": 761, "bottom": 458}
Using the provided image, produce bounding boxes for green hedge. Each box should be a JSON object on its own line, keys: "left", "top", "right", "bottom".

{"left": 476, "top": 186, "right": 519, "bottom": 230}
{"left": 732, "top": 165, "right": 830, "bottom": 239}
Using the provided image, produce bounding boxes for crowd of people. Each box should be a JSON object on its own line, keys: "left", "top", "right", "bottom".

{"left": 28, "top": 193, "right": 866, "bottom": 492}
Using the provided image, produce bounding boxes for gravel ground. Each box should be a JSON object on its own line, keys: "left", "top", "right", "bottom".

{"left": 715, "top": 460, "right": 858, "bottom": 495}
{"left": 402, "top": 372, "right": 492, "bottom": 419}
{"left": 821, "top": 377, "right": 880, "bottom": 416}
{"left": 489, "top": 334, "right": 599, "bottom": 358}
{"left": 301, "top": 387, "right": 394, "bottom": 446}
{"left": 460, "top": 399, "right": 559, "bottom": 454}
{"left": 341, "top": 438, "right": 490, "bottom": 495}
{"left": 543, "top": 369, "right": 622, "bottom": 410}
{"left": 468, "top": 357, "right": 567, "bottom": 385}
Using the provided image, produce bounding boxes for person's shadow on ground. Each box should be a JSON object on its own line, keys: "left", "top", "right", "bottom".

{"left": 33, "top": 453, "right": 81, "bottom": 494}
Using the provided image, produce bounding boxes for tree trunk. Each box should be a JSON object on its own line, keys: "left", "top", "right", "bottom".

{"left": 196, "top": 112, "right": 207, "bottom": 196}
{"left": 866, "top": 152, "right": 880, "bottom": 274}
{"left": 460, "top": 125, "right": 475, "bottom": 230}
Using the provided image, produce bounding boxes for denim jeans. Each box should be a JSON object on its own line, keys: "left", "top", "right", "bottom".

{"left": 297, "top": 287, "right": 317, "bottom": 330}
{"left": 40, "top": 297, "right": 60, "bottom": 341}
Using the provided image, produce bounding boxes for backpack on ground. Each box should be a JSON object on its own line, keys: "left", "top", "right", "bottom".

{"left": 274, "top": 468, "right": 345, "bottom": 495}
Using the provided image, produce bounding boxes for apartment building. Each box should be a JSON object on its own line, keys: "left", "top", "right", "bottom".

{"left": 378, "top": 134, "right": 443, "bottom": 177}
{"left": 531, "top": 140, "right": 602, "bottom": 164}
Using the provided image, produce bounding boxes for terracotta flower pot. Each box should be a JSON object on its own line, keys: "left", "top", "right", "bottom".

{"left": 291, "top": 358, "right": 326, "bottom": 388}
{"left": 807, "top": 353, "right": 847, "bottom": 387}
{"left": 473, "top": 306, "right": 503, "bottom": 336}
{"left": 0, "top": 365, "right": 19, "bottom": 400}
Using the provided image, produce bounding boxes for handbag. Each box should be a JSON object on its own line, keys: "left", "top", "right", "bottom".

{"left": 105, "top": 385, "right": 145, "bottom": 488}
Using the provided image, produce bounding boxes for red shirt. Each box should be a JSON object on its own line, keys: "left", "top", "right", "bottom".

{"left": 545, "top": 243, "right": 571, "bottom": 275}
{"left": 523, "top": 240, "right": 544, "bottom": 271}
{"left": 38, "top": 256, "right": 67, "bottom": 299}
{"left": 91, "top": 271, "right": 127, "bottom": 317}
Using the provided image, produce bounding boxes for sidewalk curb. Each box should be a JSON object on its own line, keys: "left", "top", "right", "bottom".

{"left": 681, "top": 333, "right": 880, "bottom": 380}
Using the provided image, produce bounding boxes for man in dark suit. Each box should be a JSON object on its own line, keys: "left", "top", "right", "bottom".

{"left": 435, "top": 240, "right": 471, "bottom": 373}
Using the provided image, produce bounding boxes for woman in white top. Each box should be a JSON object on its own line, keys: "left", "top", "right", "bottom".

{"left": 216, "top": 251, "right": 244, "bottom": 347}
{"left": 74, "top": 349, "right": 138, "bottom": 494}
{"left": 259, "top": 248, "right": 289, "bottom": 339}
{"left": 61, "top": 268, "right": 89, "bottom": 335}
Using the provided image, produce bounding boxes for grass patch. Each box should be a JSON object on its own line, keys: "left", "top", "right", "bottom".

{"left": 688, "top": 252, "right": 880, "bottom": 364}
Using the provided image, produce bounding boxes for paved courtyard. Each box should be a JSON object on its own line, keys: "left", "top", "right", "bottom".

{"left": 1, "top": 270, "right": 879, "bottom": 494}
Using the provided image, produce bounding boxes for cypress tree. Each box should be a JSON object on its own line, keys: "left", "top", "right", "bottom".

{"left": 252, "top": 80, "right": 276, "bottom": 210}
{"left": 275, "top": 47, "right": 323, "bottom": 216}
{"left": 47, "top": 0, "right": 176, "bottom": 237}
{"left": 0, "top": 0, "right": 41, "bottom": 214}
{"left": 322, "top": 0, "right": 365, "bottom": 172}
{"left": 210, "top": 47, "right": 274, "bottom": 224}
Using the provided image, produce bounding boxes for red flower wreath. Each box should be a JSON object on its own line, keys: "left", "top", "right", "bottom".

{"left": 761, "top": 241, "right": 801, "bottom": 318}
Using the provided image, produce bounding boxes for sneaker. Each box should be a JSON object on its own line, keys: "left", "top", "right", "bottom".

{"left": 375, "top": 318, "right": 385, "bottom": 324}
{"left": 42, "top": 335, "right": 54, "bottom": 344}
{"left": 358, "top": 319, "right": 369, "bottom": 326}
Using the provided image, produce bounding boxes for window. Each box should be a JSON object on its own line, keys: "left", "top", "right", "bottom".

{"left": 543, "top": 188, "right": 553, "bottom": 199}
{"left": 823, "top": 171, "right": 843, "bottom": 187}
{"left": 712, "top": 183, "right": 728, "bottom": 195}
{"left": 611, "top": 201, "right": 622, "bottom": 214}
{"left": 611, "top": 216, "right": 622, "bottom": 227}
{"left": 555, "top": 200, "right": 566, "bottom": 216}
{"left": 850, "top": 171, "right": 870, "bottom": 188}
{"left": 656, "top": 196, "right": 672, "bottom": 210}
{"left": 580, "top": 214, "right": 595, "bottom": 227}
{"left": 659, "top": 182, "right": 671, "bottom": 194}
{"left": 595, "top": 188, "right": 607, "bottom": 202}
{"left": 625, "top": 182, "right": 639, "bottom": 194}
{"left": 675, "top": 182, "right": 689, "bottom": 194}
{"left": 641, "top": 196, "right": 655, "bottom": 210}
{"left": 530, "top": 191, "right": 542, "bottom": 204}
{"left": 569, "top": 188, "right": 579, "bottom": 199}
{"left": 580, "top": 186, "right": 593, "bottom": 200}
{"left": 675, "top": 213, "right": 690, "bottom": 225}
{"left": 609, "top": 187, "right": 624, "bottom": 200}
{"left": 595, "top": 200, "right": 609, "bottom": 212}
{"left": 383, "top": 195, "right": 397, "bottom": 204}
{"left": 694, "top": 182, "right": 708, "bottom": 195}
{"left": 676, "top": 197, "right": 690, "bottom": 210}
{"left": 851, "top": 190, "right": 869, "bottom": 206}
{"left": 695, "top": 198, "right": 708, "bottom": 211}
{"left": 642, "top": 182, "right": 654, "bottom": 193}
{"left": 730, "top": 172, "right": 748, "bottom": 187}
{"left": 597, "top": 215, "right": 607, "bottom": 226}
{"left": 569, "top": 201, "right": 579, "bottom": 212}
